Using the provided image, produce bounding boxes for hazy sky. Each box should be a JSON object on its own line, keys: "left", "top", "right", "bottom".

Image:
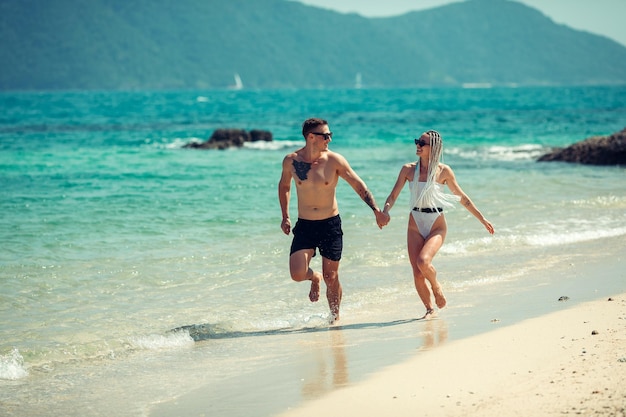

{"left": 294, "top": 0, "right": 626, "bottom": 47}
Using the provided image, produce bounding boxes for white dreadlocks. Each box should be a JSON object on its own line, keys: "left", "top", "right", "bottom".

{"left": 410, "top": 130, "right": 460, "bottom": 211}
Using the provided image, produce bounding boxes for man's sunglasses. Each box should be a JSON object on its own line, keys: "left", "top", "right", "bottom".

{"left": 414, "top": 139, "right": 430, "bottom": 147}
{"left": 311, "top": 132, "right": 333, "bottom": 140}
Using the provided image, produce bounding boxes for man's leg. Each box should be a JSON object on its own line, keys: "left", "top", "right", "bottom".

{"left": 322, "top": 257, "right": 341, "bottom": 322}
{"left": 289, "top": 249, "right": 321, "bottom": 302}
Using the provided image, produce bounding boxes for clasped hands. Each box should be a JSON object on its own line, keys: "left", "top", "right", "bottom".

{"left": 375, "top": 210, "right": 390, "bottom": 229}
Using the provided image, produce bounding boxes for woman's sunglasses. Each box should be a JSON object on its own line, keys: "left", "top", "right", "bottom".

{"left": 414, "top": 139, "right": 430, "bottom": 147}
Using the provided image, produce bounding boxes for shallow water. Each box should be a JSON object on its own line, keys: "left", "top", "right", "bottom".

{"left": 1, "top": 86, "right": 625, "bottom": 415}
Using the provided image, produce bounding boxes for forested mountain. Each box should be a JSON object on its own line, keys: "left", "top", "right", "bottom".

{"left": 1, "top": 0, "right": 625, "bottom": 90}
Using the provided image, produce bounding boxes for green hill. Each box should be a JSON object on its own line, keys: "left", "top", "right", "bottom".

{"left": 1, "top": 0, "right": 625, "bottom": 90}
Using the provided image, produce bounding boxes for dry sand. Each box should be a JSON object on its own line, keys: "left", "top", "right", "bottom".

{"left": 278, "top": 293, "right": 626, "bottom": 417}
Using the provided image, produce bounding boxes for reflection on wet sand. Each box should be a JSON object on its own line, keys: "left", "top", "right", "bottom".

{"left": 301, "top": 329, "right": 348, "bottom": 400}
{"left": 420, "top": 318, "right": 448, "bottom": 350}
{"left": 299, "top": 317, "right": 448, "bottom": 401}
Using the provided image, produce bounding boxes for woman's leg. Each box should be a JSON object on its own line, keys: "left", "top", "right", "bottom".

{"left": 408, "top": 215, "right": 448, "bottom": 310}
{"left": 407, "top": 217, "right": 433, "bottom": 311}
{"left": 418, "top": 215, "right": 447, "bottom": 308}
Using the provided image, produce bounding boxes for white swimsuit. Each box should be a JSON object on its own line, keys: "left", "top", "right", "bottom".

{"left": 408, "top": 163, "right": 458, "bottom": 239}
{"left": 410, "top": 181, "right": 445, "bottom": 239}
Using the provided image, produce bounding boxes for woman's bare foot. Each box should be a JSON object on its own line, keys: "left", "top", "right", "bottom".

{"left": 432, "top": 285, "right": 447, "bottom": 309}
{"left": 309, "top": 276, "right": 320, "bottom": 302}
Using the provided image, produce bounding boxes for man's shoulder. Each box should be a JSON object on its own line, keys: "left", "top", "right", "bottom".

{"left": 325, "top": 150, "right": 348, "bottom": 163}
{"left": 283, "top": 149, "right": 303, "bottom": 160}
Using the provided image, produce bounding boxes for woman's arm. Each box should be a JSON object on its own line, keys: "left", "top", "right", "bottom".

{"left": 383, "top": 164, "right": 412, "bottom": 216}
{"left": 441, "top": 165, "right": 495, "bottom": 235}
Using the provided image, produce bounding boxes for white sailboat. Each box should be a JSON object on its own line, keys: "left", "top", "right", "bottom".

{"left": 355, "top": 72, "right": 362, "bottom": 89}
{"left": 231, "top": 73, "right": 244, "bottom": 90}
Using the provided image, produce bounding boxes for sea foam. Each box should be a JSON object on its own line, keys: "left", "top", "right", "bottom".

{"left": 447, "top": 144, "right": 547, "bottom": 161}
{"left": 128, "top": 332, "right": 194, "bottom": 350}
{"left": 524, "top": 227, "right": 626, "bottom": 247}
{"left": 0, "top": 348, "right": 28, "bottom": 380}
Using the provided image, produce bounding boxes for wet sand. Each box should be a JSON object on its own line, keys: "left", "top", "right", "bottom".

{"left": 277, "top": 293, "right": 626, "bottom": 417}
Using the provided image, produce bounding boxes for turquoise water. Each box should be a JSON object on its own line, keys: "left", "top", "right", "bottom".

{"left": 1, "top": 86, "right": 625, "bottom": 416}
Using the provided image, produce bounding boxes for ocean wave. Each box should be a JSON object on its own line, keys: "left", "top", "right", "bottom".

{"left": 149, "top": 138, "right": 300, "bottom": 151}
{"left": 0, "top": 348, "right": 28, "bottom": 380}
{"left": 447, "top": 274, "right": 517, "bottom": 291}
{"left": 170, "top": 314, "right": 333, "bottom": 342}
{"left": 441, "top": 224, "right": 626, "bottom": 255}
{"left": 144, "top": 137, "right": 206, "bottom": 149}
{"left": 441, "top": 236, "right": 496, "bottom": 254}
{"left": 523, "top": 226, "right": 626, "bottom": 247}
{"left": 571, "top": 195, "right": 626, "bottom": 209}
{"left": 447, "top": 144, "right": 548, "bottom": 161}
{"left": 243, "top": 140, "right": 302, "bottom": 151}
{"left": 164, "top": 137, "right": 205, "bottom": 149}
{"left": 128, "top": 332, "right": 194, "bottom": 350}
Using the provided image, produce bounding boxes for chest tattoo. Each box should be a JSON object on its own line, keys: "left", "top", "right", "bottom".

{"left": 293, "top": 160, "right": 312, "bottom": 181}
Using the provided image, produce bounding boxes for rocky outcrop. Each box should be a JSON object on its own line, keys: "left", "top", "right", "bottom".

{"left": 184, "top": 129, "right": 272, "bottom": 150}
{"left": 537, "top": 128, "right": 626, "bottom": 165}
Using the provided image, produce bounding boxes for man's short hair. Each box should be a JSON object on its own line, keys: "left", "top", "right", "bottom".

{"left": 302, "top": 118, "right": 328, "bottom": 138}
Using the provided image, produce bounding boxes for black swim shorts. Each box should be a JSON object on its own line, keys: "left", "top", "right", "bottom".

{"left": 290, "top": 214, "right": 343, "bottom": 261}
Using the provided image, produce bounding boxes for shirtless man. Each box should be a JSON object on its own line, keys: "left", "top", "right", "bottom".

{"left": 278, "top": 118, "right": 387, "bottom": 322}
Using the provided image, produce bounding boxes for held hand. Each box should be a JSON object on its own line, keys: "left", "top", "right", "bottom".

{"left": 375, "top": 210, "right": 390, "bottom": 229}
{"left": 281, "top": 218, "right": 291, "bottom": 235}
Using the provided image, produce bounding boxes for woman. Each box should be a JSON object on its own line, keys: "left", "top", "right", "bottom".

{"left": 381, "top": 130, "right": 494, "bottom": 318}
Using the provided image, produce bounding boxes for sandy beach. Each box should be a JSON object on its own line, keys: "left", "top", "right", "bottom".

{"left": 278, "top": 293, "right": 626, "bottom": 417}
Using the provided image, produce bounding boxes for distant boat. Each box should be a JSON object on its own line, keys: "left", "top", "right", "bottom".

{"left": 230, "top": 73, "right": 243, "bottom": 90}
{"left": 355, "top": 72, "right": 362, "bottom": 89}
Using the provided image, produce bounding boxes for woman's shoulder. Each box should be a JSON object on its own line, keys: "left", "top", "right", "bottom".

{"left": 436, "top": 163, "right": 455, "bottom": 181}
{"left": 402, "top": 162, "right": 417, "bottom": 174}
{"left": 438, "top": 162, "right": 452, "bottom": 171}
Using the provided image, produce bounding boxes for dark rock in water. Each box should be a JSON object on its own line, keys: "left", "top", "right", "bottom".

{"left": 537, "top": 128, "right": 626, "bottom": 165}
{"left": 249, "top": 129, "right": 273, "bottom": 142}
{"left": 184, "top": 128, "right": 273, "bottom": 150}
{"left": 558, "top": 296, "right": 570, "bottom": 302}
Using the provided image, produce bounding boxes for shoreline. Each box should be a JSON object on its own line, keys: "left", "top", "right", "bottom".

{"left": 147, "top": 237, "right": 625, "bottom": 417}
{"left": 5, "top": 236, "right": 624, "bottom": 417}
{"left": 277, "top": 293, "right": 626, "bottom": 417}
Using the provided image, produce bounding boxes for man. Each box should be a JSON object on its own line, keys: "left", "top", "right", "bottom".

{"left": 278, "top": 117, "right": 387, "bottom": 323}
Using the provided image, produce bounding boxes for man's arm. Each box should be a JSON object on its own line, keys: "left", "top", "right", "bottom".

{"left": 338, "top": 161, "right": 379, "bottom": 211}
{"left": 335, "top": 153, "right": 387, "bottom": 228}
{"left": 278, "top": 156, "right": 293, "bottom": 235}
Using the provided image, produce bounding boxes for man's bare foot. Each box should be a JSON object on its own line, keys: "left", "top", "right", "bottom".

{"left": 309, "top": 277, "right": 320, "bottom": 302}
{"left": 433, "top": 285, "right": 447, "bottom": 309}
{"left": 422, "top": 308, "right": 437, "bottom": 319}
{"left": 329, "top": 312, "right": 340, "bottom": 324}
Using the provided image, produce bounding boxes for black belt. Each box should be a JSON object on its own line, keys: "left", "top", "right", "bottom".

{"left": 412, "top": 207, "right": 443, "bottom": 213}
